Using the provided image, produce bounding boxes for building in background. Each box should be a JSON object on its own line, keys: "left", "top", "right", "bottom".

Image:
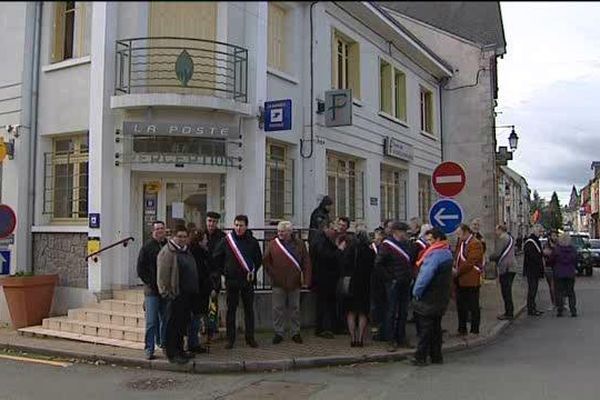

{"left": 497, "top": 166, "right": 530, "bottom": 239}
{"left": 379, "top": 1, "right": 507, "bottom": 250}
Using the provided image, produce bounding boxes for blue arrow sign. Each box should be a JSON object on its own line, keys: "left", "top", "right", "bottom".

{"left": 0, "top": 250, "right": 10, "bottom": 275}
{"left": 429, "top": 199, "right": 463, "bottom": 234}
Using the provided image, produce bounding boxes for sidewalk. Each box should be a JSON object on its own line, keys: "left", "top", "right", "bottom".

{"left": 0, "top": 276, "right": 527, "bottom": 374}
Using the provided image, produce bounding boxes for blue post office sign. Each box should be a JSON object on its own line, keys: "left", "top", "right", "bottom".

{"left": 0, "top": 250, "right": 10, "bottom": 275}
{"left": 264, "top": 99, "right": 292, "bottom": 132}
{"left": 89, "top": 213, "right": 101, "bottom": 229}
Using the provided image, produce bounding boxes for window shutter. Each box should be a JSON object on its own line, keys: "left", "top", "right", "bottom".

{"left": 52, "top": 2, "right": 66, "bottom": 63}
{"left": 348, "top": 42, "right": 360, "bottom": 98}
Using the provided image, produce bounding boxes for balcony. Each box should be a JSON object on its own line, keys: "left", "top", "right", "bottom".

{"left": 111, "top": 37, "right": 251, "bottom": 114}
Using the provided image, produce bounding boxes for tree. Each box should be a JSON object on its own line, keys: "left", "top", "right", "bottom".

{"left": 530, "top": 190, "right": 544, "bottom": 224}
{"left": 547, "top": 191, "right": 563, "bottom": 230}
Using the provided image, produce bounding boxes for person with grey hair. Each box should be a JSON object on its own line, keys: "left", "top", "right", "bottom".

{"left": 523, "top": 224, "right": 545, "bottom": 316}
{"left": 263, "top": 221, "right": 312, "bottom": 344}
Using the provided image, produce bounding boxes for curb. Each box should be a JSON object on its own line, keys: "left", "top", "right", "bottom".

{"left": 0, "top": 303, "right": 527, "bottom": 374}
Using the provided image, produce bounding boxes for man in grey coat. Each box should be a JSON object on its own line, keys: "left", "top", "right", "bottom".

{"left": 490, "top": 224, "right": 517, "bottom": 320}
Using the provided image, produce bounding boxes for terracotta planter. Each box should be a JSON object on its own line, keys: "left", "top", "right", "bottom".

{"left": 0, "top": 274, "right": 58, "bottom": 329}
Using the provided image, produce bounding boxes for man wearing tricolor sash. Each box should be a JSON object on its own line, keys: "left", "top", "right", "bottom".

{"left": 490, "top": 224, "right": 517, "bottom": 320}
{"left": 523, "top": 224, "right": 545, "bottom": 316}
{"left": 214, "top": 215, "right": 262, "bottom": 349}
{"left": 373, "top": 221, "right": 415, "bottom": 352}
{"left": 263, "top": 221, "right": 312, "bottom": 345}
{"left": 453, "top": 224, "right": 484, "bottom": 336}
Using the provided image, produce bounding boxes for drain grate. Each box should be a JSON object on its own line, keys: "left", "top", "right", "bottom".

{"left": 125, "top": 377, "right": 181, "bottom": 391}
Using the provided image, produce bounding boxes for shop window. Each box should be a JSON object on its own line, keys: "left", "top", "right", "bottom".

{"left": 52, "top": 2, "right": 90, "bottom": 63}
{"left": 265, "top": 142, "right": 294, "bottom": 222}
{"left": 327, "top": 152, "right": 364, "bottom": 222}
{"left": 332, "top": 31, "right": 360, "bottom": 99}
{"left": 380, "top": 165, "right": 407, "bottom": 223}
{"left": 418, "top": 173, "right": 433, "bottom": 222}
{"left": 43, "top": 135, "right": 89, "bottom": 221}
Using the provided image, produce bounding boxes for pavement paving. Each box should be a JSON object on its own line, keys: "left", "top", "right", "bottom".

{"left": 0, "top": 274, "right": 528, "bottom": 373}
{"left": 0, "top": 272, "right": 597, "bottom": 400}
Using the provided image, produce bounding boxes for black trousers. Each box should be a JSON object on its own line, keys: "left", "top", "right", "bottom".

{"left": 415, "top": 313, "right": 443, "bottom": 363}
{"left": 526, "top": 275, "right": 540, "bottom": 313}
{"left": 499, "top": 272, "right": 516, "bottom": 317}
{"left": 226, "top": 280, "right": 255, "bottom": 343}
{"left": 456, "top": 286, "right": 480, "bottom": 334}
{"left": 315, "top": 281, "right": 337, "bottom": 334}
{"left": 165, "top": 294, "right": 192, "bottom": 359}
{"left": 555, "top": 278, "right": 577, "bottom": 314}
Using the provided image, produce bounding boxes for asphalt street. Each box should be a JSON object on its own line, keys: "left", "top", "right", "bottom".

{"left": 0, "top": 273, "right": 598, "bottom": 400}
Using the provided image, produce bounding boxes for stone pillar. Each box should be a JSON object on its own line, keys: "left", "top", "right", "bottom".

{"left": 87, "top": 2, "right": 118, "bottom": 295}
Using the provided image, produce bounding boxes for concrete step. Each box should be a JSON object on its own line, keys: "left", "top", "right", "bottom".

{"left": 97, "top": 299, "right": 143, "bottom": 314}
{"left": 113, "top": 289, "right": 145, "bottom": 304}
{"left": 42, "top": 317, "right": 144, "bottom": 342}
{"left": 68, "top": 308, "right": 145, "bottom": 329}
{"left": 18, "top": 326, "right": 144, "bottom": 350}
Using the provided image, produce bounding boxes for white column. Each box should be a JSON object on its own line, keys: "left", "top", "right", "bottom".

{"left": 364, "top": 158, "right": 380, "bottom": 230}
{"left": 239, "top": 2, "right": 267, "bottom": 231}
{"left": 407, "top": 168, "right": 420, "bottom": 222}
{"left": 87, "top": 2, "right": 118, "bottom": 294}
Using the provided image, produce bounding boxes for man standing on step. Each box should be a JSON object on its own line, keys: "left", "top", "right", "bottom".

{"left": 136, "top": 220, "right": 167, "bottom": 360}
{"left": 205, "top": 211, "right": 226, "bottom": 341}
{"left": 214, "top": 215, "right": 263, "bottom": 349}
{"left": 523, "top": 224, "right": 545, "bottom": 316}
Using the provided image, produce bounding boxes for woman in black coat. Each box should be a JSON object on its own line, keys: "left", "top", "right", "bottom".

{"left": 187, "top": 229, "right": 212, "bottom": 353}
{"left": 341, "top": 230, "right": 375, "bottom": 347}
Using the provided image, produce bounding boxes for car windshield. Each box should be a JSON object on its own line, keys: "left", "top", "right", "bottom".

{"left": 570, "top": 235, "right": 590, "bottom": 249}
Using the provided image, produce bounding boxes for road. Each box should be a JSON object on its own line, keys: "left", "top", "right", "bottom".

{"left": 0, "top": 274, "right": 598, "bottom": 400}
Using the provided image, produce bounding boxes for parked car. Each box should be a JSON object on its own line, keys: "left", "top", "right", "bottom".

{"left": 588, "top": 239, "right": 600, "bottom": 268}
{"left": 568, "top": 232, "right": 593, "bottom": 276}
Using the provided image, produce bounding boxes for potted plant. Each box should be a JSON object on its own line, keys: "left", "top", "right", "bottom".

{"left": 0, "top": 271, "right": 58, "bottom": 329}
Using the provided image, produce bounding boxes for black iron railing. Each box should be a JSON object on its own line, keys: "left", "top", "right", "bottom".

{"left": 115, "top": 37, "right": 248, "bottom": 102}
{"left": 86, "top": 237, "right": 135, "bottom": 263}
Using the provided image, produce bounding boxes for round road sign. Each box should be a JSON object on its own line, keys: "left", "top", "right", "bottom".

{"left": 432, "top": 161, "right": 466, "bottom": 197}
{"left": 0, "top": 204, "right": 17, "bottom": 239}
{"left": 429, "top": 198, "right": 463, "bottom": 234}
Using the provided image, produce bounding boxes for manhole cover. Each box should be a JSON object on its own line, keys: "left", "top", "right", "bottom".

{"left": 224, "top": 381, "right": 323, "bottom": 399}
{"left": 126, "top": 377, "right": 181, "bottom": 391}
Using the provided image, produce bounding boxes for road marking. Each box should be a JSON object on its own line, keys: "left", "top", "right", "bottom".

{"left": 435, "top": 175, "right": 463, "bottom": 184}
{"left": 0, "top": 353, "right": 72, "bottom": 368}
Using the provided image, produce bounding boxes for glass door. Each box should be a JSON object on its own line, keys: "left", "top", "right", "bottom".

{"left": 165, "top": 182, "right": 208, "bottom": 232}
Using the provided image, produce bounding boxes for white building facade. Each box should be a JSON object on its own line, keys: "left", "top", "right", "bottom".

{"left": 0, "top": 1, "right": 456, "bottom": 320}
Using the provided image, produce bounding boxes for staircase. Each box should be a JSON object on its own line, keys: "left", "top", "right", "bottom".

{"left": 18, "top": 289, "right": 146, "bottom": 350}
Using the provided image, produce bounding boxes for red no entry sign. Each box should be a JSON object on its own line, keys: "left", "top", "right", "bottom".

{"left": 0, "top": 204, "right": 16, "bottom": 239}
{"left": 432, "top": 162, "right": 466, "bottom": 197}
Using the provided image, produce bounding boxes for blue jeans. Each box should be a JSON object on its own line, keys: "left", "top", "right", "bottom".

{"left": 144, "top": 295, "right": 166, "bottom": 355}
{"left": 383, "top": 279, "right": 411, "bottom": 345}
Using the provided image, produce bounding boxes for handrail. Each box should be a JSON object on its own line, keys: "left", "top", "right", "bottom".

{"left": 86, "top": 237, "right": 135, "bottom": 263}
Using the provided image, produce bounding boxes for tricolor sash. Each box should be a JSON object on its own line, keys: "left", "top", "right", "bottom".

{"left": 458, "top": 235, "right": 481, "bottom": 273}
{"left": 226, "top": 232, "right": 253, "bottom": 273}
{"left": 383, "top": 239, "right": 410, "bottom": 263}
{"left": 415, "top": 238, "right": 428, "bottom": 251}
{"left": 498, "top": 235, "right": 514, "bottom": 265}
{"left": 525, "top": 238, "right": 542, "bottom": 254}
{"left": 273, "top": 237, "right": 302, "bottom": 273}
{"left": 370, "top": 242, "right": 379, "bottom": 254}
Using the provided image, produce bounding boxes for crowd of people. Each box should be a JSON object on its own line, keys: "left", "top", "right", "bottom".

{"left": 135, "top": 195, "right": 579, "bottom": 367}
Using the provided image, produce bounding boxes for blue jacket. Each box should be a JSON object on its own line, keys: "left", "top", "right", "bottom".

{"left": 412, "top": 247, "right": 454, "bottom": 317}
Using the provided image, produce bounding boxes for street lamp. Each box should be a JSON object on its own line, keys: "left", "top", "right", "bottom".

{"left": 496, "top": 124, "right": 519, "bottom": 151}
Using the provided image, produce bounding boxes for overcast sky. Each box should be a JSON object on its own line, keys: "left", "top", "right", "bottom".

{"left": 497, "top": 2, "right": 600, "bottom": 206}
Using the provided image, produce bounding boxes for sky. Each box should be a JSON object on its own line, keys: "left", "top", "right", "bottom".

{"left": 497, "top": 2, "right": 600, "bottom": 206}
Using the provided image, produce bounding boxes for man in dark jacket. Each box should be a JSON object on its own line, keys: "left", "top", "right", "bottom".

{"left": 213, "top": 215, "right": 262, "bottom": 349}
{"left": 523, "top": 224, "right": 545, "bottom": 316}
{"left": 309, "top": 195, "right": 333, "bottom": 246}
{"left": 206, "top": 212, "right": 226, "bottom": 290}
{"left": 312, "top": 226, "right": 342, "bottom": 338}
{"left": 374, "top": 221, "right": 414, "bottom": 351}
{"left": 412, "top": 227, "right": 453, "bottom": 366}
{"left": 136, "top": 220, "right": 167, "bottom": 360}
